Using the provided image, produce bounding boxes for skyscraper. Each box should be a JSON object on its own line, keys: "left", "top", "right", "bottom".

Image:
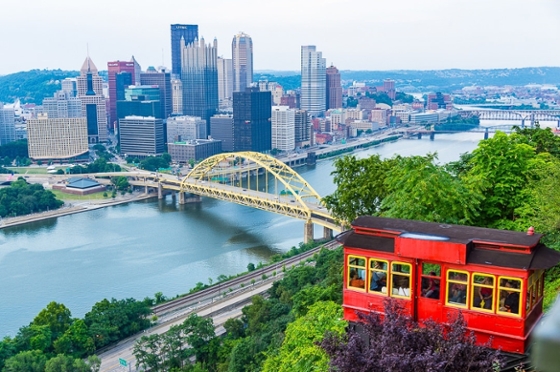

{"left": 108, "top": 60, "right": 136, "bottom": 128}
{"left": 140, "top": 68, "right": 172, "bottom": 119}
{"left": 271, "top": 106, "right": 295, "bottom": 151}
{"left": 232, "top": 32, "right": 253, "bottom": 93}
{"left": 300, "top": 45, "right": 326, "bottom": 117}
{"left": 171, "top": 78, "right": 183, "bottom": 115}
{"left": 217, "top": 57, "right": 233, "bottom": 108}
{"left": 233, "top": 87, "right": 272, "bottom": 152}
{"left": 119, "top": 116, "right": 165, "bottom": 158}
{"left": 326, "top": 65, "right": 342, "bottom": 109}
{"left": 77, "top": 56, "right": 107, "bottom": 143}
{"left": 0, "top": 104, "right": 16, "bottom": 145}
{"left": 181, "top": 37, "right": 218, "bottom": 135}
{"left": 170, "top": 24, "right": 198, "bottom": 77}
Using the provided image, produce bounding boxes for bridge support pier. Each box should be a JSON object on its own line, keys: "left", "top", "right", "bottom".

{"left": 521, "top": 119, "right": 525, "bottom": 129}
{"left": 145, "top": 185, "right": 148, "bottom": 194}
{"left": 484, "top": 128, "right": 489, "bottom": 140}
{"left": 157, "top": 183, "right": 163, "bottom": 199}
{"left": 417, "top": 132, "right": 422, "bottom": 139}
{"left": 304, "top": 221, "right": 314, "bottom": 244}
{"left": 323, "top": 227, "right": 333, "bottom": 240}
{"left": 429, "top": 132, "right": 435, "bottom": 141}
{"left": 179, "top": 192, "right": 201, "bottom": 204}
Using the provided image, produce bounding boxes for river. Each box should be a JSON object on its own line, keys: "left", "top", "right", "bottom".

{"left": 0, "top": 131, "right": 486, "bottom": 337}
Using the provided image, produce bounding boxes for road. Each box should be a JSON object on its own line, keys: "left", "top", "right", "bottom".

{"left": 98, "top": 240, "right": 340, "bottom": 371}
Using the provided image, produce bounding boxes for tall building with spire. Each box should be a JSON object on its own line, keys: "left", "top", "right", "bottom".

{"left": 171, "top": 24, "right": 198, "bottom": 78}
{"left": 180, "top": 37, "right": 218, "bottom": 135}
{"left": 300, "top": 45, "right": 326, "bottom": 117}
{"left": 326, "top": 65, "right": 342, "bottom": 109}
{"left": 77, "top": 56, "right": 107, "bottom": 143}
{"left": 232, "top": 32, "right": 253, "bottom": 92}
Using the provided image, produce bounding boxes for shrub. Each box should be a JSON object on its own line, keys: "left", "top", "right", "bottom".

{"left": 321, "top": 299, "right": 502, "bottom": 372}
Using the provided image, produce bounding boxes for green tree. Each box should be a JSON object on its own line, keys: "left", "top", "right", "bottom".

{"left": 111, "top": 176, "right": 129, "bottom": 191}
{"left": 53, "top": 319, "right": 95, "bottom": 358}
{"left": 3, "top": 350, "right": 47, "bottom": 372}
{"left": 462, "top": 131, "right": 537, "bottom": 228}
{"left": 322, "top": 154, "right": 395, "bottom": 225}
{"left": 381, "top": 154, "right": 481, "bottom": 225}
{"left": 44, "top": 354, "right": 90, "bottom": 372}
{"left": 31, "top": 301, "right": 72, "bottom": 342}
{"left": 262, "top": 301, "right": 346, "bottom": 372}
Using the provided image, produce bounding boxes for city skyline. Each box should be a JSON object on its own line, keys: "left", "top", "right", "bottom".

{"left": 1, "top": 0, "right": 559, "bottom": 75}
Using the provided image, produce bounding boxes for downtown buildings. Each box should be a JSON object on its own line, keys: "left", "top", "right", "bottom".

{"left": 232, "top": 32, "right": 253, "bottom": 93}
{"left": 170, "top": 24, "right": 198, "bottom": 77}
{"left": 232, "top": 87, "right": 271, "bottom": 152}
{"left": 180, "top": 37, "right": 219, "bottom": 134}
{"left": 300, "top": 45, "right": 326, "bottom": 117}
{"left": 77, "top": 56, "right": 107, "bottom": 143}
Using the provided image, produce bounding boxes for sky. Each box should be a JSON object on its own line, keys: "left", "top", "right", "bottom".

{"left": 1, "top": 0, "right": 560, "bottom": 75}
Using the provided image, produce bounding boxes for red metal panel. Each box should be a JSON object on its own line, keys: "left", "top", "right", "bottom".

{"left": 395, "top": 236, "right": 467, "bottom": 264}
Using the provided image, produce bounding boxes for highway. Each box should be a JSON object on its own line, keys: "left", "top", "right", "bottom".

{"left": 98, "top": 240, "right": 341, "bottom": 371}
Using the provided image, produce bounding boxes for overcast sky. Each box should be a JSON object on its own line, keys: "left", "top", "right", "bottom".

{"left": 1, "top": 0, "right": 559, "bottom": 75}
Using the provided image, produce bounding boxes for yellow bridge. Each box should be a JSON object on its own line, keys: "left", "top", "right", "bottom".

{"left": 121, "top": 152, "right": 341, "bottom": 243}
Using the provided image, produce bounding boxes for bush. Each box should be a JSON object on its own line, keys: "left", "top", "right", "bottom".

{"left": 321, "top": 299, "right": 502, "bottom": 372}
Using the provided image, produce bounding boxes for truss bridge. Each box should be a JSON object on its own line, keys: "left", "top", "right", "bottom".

{"left": 126, "top": 152, "right": 342, "bottom": 243}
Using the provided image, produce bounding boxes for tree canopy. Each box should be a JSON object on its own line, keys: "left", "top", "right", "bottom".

{"left": 0, "top": 178, "right": 63, "bottom": 217}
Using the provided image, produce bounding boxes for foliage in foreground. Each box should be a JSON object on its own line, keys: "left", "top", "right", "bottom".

{"left": 0, "top": 298, "right": 151, "bottom": 371}
{"left": 321, "top": 300, "right": 501, "bottom": 372}
{"left": 0, "top": 178, "right": 63, "bottom": 217}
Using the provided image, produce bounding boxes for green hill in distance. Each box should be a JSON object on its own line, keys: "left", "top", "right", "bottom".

{"left": 2, "top": 67, "right": 560, "bottom": 105}
{"left": 0, "top": 69, "right": 80, "bottom": 104}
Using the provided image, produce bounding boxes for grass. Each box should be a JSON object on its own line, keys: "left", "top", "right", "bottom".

{"left": 7, "top": 166, "right": 66, "bottom": 175}
{"left": 50, "top": 189, "right": 110, "bottom": 201}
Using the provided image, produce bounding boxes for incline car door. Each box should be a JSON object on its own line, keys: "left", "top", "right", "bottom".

{"left": 415, "top": 261, "right": 443, "bottom": 322}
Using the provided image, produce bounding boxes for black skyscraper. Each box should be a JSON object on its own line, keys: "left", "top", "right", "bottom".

{"left": 233, "top": 88, "right": 272, "bottom": 152}
{"left": 170, "top": 24, "right": 198, "bottom": 77}
{"left": 181, "top": 37, "right": 218, "bottom": 135}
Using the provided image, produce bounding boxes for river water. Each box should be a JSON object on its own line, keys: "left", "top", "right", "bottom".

{"left": 0, "top": 131, "right": 488, "bottom": 337}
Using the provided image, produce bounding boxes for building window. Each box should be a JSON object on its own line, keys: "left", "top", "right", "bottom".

{"left": 369, "top": 259, "right": 388, "bottom": 295}
{"left": 498, "top": 277, "right": 522, "bottom": 316}
{"left": 446, "top": 270, "right": 469, "bottom": 307}
{"left": 391, "top": 262, "right": 411, "bottom": 298}
{"left": 348, "top": 256, "right": 366, "bottom": 291}
{"left": 471, "top": 274, "right": 495, "bottom": 312}
{"left": 420, "top": 263, "right": 441, "bottom": 300}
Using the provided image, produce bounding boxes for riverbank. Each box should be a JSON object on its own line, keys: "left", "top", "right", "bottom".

{"left": 0, "top": 192, "right": 156, "bottom": 229}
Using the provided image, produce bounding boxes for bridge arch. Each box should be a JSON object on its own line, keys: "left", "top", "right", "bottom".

{"left": 181, "top": 151, "right": 323, "bottom": 214}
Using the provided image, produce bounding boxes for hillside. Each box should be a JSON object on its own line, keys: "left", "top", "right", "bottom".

{"left": 0, "top": 69, "right": 80, "bottom": 104}
{"left": 1, "top": 67, "right": 559, "bottom": 105}
{"left": 256, "top": 66, "right": 560, "bottom": 92}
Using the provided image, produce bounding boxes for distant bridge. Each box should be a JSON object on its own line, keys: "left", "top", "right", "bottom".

{"left": 399, "top": 124, "right": 519, "bottom": 140}
{"left": 456, "top": 108, "right": 560, "bottom": 127}
{"left": 97, "top": 152, "right": 342, "bottom": 243}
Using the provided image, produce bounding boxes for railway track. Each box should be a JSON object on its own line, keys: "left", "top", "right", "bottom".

{"left": 152, "top": 239, "right": 341, "bottom": 317}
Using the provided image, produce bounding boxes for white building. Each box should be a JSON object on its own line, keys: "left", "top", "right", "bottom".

{"left": 217, "top": 57, "right": 233, "bottom": 104}
{"left": 271, "top": 106, "right": 295, "bottom": 151}
{"left": 300, "top": 45, "right": 326, "bottom": 117}
{"left": 167, "top": 115, "right": 207, "bottom": 142}
{"left": 43, "top": 91, "right": 82, "bottom": 119}
{"left": 27, "top": 114, "right": 88, "bottom": 161}
{"left": 171, "top": 78, "right": 183, "bottom": 115}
